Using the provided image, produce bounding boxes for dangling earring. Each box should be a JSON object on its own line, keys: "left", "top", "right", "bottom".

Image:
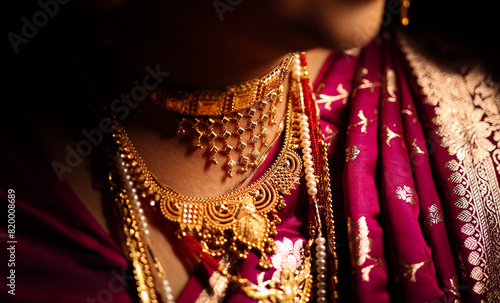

{"left": 400, "top": 0, "right": 410, "bottom": 26}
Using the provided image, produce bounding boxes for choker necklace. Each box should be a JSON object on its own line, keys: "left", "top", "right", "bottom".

{"left": 147, "top": 54, "right": 294, "bottom": 116}
{"left": 147, "top": 54, "right": 294, "bottom": 177}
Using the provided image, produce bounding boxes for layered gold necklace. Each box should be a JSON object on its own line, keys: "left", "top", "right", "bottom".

{"left": 108, "top": 53, "right": 337, "bottom": 303}
{"left": 111, "top": 97, "right": 301, "bottom": 267}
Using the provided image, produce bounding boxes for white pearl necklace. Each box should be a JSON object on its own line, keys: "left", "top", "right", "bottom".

{"left": 116, "top": 156, "right": 175, "bottom": 303}
{"left": 292, "top": 53, "right": 328, "bottom": 303}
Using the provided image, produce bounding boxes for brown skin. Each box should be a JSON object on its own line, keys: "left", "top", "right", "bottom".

{"left": 88, "top": 0, "right": 386, "bottom": 88}
{"left": 42, "top": 0, "right": 385, "bottom": 299}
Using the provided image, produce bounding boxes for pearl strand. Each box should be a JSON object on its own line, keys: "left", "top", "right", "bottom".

{"left": 300, "top": 112, "right": 328, "bottom": 303}
{"left": 298, "top": 115, "right": 318, "bottom": 197}
{"left": 116, "top": 156, "right": 175, "bottom": 303}
{"left": 293, "top": 53, "right": 317, "bottom": 197}
{"left": 294, "top": 53, "right": 328, "bottom": 303}
{"left": 314, "top": 236, "right": 328, "bottom": 303}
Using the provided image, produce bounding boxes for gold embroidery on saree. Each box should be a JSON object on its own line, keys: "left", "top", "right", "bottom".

{"left": 401, "top": 35, "right": 500, "bottom": 301}
{"left": 383, "top": 124, "right": 402, "bottom": 147}
{"left": 323, "top": 125, "right": 339, "bottom": 151}
{"left": 347, "top": 110, "right": 377, "bottom": 134}
{"left": 347, "top": 216, "right": 384, "bottom": 282}
{"left": 395, "top": 185, "right": 417, "bottom": 205}
{"left": 316, "top": 84, "right": 349, "bottom": 110}
{"left": 345, "top": 146, "right": 360, "bottom": 162}
{"left": 410, "top": 138, "right": 426, "bottom": 155}
{"left": 399, "top": 256, "right": 432, "bottom": 282}
{"left": 352, "top": 68, "right": 381, "bottom": 97}
{"left": 424, "top": 204, "right": 444, "bottom": 226}
{"left": 441, "top": 277, "right": 462, "bottom": 303}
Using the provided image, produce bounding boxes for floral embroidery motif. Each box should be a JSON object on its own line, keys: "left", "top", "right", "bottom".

{"left": 402, "top": 34, "right": 500, "bottom": 301}
{"left": 347, "top": 216, "right": 383, "bottom": 282}
{"left": 270, "top": 238, "right": 304, "bottom": 282}
{"left": 347, "top": 110, "right": 377, "bottom": 134}
{"left": 382, "top": 124, "right": 402, "bottom": 147}
{"left": 251, "top": 238, "right": 312, "bottom": 302}
{"left": 410, "top": 138, "right": 426, "bottom": 155}
{"left": 345, "top": 146, "right": 360, "bottom": 162}
{"left": 399, "top": 253, "right": 432, "bottom": 282}
{"left": 424, "top": 204, "right": 444, "bottom": 226}
{"left": 395, "top": 185, "right": 416, "bottom": 205}
{"left": 353, "top": 68, "right": 381, "bottom": 96}
{"left": 316, "top": 84, "right": 349, "bottom": 110}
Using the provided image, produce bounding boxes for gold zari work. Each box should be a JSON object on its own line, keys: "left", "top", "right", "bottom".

{"left": 399, "top": 255, "right": 432, "bottom": 283}
{"left": 395, "top": 185, "right": 416, "bottom": 205}
{"left": 111, "top": 100, "right": 302, "bottom": 269}
{"left": 345, "top": 146, "right": 360, "bottom": 162}
{"left": 347, "top": 110, "right": 377, "bottom": 134}
{"left": 402, "top": 34, "right": 500, "bottom": 300}
{"left": 382, "top": 124, "right": 402, "bottom": 147}
{"left": 424, "top": 204, "right": 444, "bottom": 226}
{"left": 410, "top": 138, "right": 425, "bottom": 155}
{"left": 316, "top": 87, "right": 349, "bottom": 110}
{"left": 347, "top": 216, "right": 384, "bottom": 282}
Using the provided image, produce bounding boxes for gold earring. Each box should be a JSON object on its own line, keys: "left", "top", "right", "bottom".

{"left": 400, "top": 0, "right": 410, "bottom": 26}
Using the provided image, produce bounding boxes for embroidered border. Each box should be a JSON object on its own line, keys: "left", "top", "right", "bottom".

{"left": 400, "top": 34, "right": 500, "bottom": 301}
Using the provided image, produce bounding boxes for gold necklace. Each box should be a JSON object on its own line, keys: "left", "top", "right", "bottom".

{"left": 147, "top": 54, "right": 294, "bottom": 116}
{"left": 111, "top": 99, "right": 301, "bottom": 269}
{"left": 148, "top": 54, "right": 294, "bottom": 177}
{"left": 175, "top": 83, "right": 285, "bottom": 177}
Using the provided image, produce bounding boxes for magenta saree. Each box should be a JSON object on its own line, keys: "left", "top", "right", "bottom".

{"left": 313, "top": 31, "right": 499, "bottom": 302}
